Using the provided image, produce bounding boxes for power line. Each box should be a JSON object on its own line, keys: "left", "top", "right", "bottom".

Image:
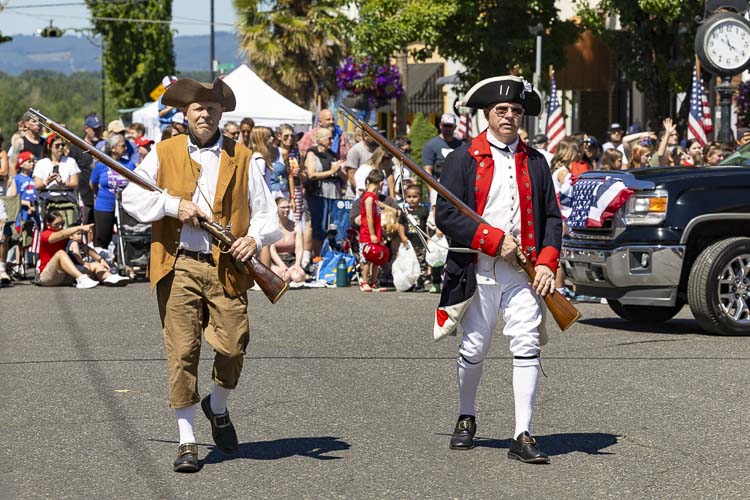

{"left": 3, "top": 9, "right": 234, "bottom": 27}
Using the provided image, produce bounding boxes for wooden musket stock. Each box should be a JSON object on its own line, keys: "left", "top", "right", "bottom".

{"left": 339, "top": 105, "right": 580, "bottom": 330}
{"left": 28, "top": 108, "right": 288, "bottom": 304}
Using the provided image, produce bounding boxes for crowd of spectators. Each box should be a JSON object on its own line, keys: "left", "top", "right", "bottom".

{"left": 1, "top": 103, "right": 749, "bottom": 294}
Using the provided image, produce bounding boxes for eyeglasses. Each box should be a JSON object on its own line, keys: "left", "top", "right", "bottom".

{"left": 280, "top": 134, "right": 293, "bottom": 139}
{"left": 489, "top": 105, "right": 524, "bottom": 117}
{"left": 52, "top": 143, "right": 65, "bottom": 149}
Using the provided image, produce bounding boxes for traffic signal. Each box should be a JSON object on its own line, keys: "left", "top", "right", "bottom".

{"left": 39, "top": 21, "right": 64, "bottom": 38}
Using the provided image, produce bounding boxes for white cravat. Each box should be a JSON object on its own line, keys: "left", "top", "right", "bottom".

{"left": 477, "top": 133, "right": 521, "bottom": 285}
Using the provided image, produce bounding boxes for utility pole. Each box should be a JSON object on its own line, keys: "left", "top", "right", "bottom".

{"left": 529, "top": 24, "right": 544, "bottom": 134}
{"left": 210, "top": 0, "right": 215, "bottom": 81}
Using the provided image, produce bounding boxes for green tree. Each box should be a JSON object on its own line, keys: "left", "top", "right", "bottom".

{"left": 435, "top": 0, "right": 581, "bottom": 90}
{"left": 85, "top": 0, "right": 176, "bottom": 109}
{"left": 408, "top": 112, "right": 436, "bottom": 167}
{"left": 0, "top": 71, "right": 118, "bottom": 139}
{"left": 234, "top": 0, "right": 349, "bottom": 110}
{"left": 350, "top": 0, "right": 456, "bottom": 64}
{"left": 576, "top": 0, "right": 705, "bottom": 120}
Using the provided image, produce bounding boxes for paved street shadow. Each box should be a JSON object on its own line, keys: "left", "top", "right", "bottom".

{"left": 579, "top": 317, "right": 706, "bottom": 335}
{"left": 474, "top": 432, "right": 619, "bottom": 456}
{"left": 201, "top": 436, "right": 351, "bottom": 465}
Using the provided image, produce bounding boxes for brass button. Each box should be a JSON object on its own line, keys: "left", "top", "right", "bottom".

{"left": 479, "top": 238, "right": 485, "bottom": 245}
{"left": 477, "top": 174, "right": 481, "bottom": 180}
{"left": 527, "top": 221, "right": 532, "bottom": 226}
{"left": 528, "top": 233, "right": 533, "bottom": 238}
{"left": 474, "top": 150, "right": 480, "bottom": 155}
{"left": 526, "top": 195, "right": 531, "bottom": 201}
{"left": 527, "top": 208, "right": 531, "bottom": 213}
{"left": 479, "top": 162, "right": 485, "bottom": 167}
{"left": 483, "top": 229, "right": 489, "bottom": 235}
{"left": 474, "top": 186, "right": 479, "bottom": 192}
{"left": 525, "top": 182, "right": 530, "bottom": 188}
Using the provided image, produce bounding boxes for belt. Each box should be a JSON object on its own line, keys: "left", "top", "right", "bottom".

{"left": 177, "top": 249, "right": 215, "bottom": 264}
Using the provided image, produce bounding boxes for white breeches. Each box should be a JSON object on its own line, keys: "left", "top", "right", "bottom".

{"left": 459, "top": 261, "right": 542, "bottom": 367}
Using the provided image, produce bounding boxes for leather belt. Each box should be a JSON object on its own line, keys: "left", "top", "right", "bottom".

{"left": 177, "top": 249, "right": 215, "bottom": 265}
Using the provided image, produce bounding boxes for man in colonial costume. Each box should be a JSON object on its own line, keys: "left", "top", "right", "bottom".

{"left": 123, "top": 78, "right": 281, "bottom": 472}
{"left": 435, "top": 75, "right": 561, "bottom": 463}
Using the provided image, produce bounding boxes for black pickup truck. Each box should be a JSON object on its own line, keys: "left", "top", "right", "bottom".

{"left": 561, "top": 166, "right": 750, "bottom": 335}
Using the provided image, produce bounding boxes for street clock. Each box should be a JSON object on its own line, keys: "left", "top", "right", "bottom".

{"left": 695, "top": 11, "right": 750, "bottom": 75}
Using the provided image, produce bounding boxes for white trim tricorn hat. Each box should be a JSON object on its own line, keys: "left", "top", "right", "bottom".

{"left": 161, "top": 77, "right": 236, "bottom": 111}
{"left": 459, "top": 75, "right": 542, "bottom": 116}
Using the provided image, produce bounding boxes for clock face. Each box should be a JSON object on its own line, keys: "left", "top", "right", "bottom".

{"left": 705, "top": 20, "right": 750, "bottom": 71}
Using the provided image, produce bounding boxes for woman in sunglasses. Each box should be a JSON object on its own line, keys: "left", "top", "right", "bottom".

{"left": 33, "top": 133, "right": 80, "bottom": 191}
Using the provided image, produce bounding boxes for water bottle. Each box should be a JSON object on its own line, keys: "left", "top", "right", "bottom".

{"left": 335, "top": 257, "right": 349, "bottom": 287}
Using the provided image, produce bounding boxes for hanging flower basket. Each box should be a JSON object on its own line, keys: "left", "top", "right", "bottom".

{"left": 336, "top": 56, "right": 404, "bottom": 109}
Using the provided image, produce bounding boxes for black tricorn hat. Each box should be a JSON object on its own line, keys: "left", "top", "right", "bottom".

{"left": 161, "top": 77, "right": 236, "bottom": 111}
{"left": 459, "top": 75, "right": 542, "bottom": 116}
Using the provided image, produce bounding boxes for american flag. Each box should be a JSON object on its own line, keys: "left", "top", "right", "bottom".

{"left": 545, "top": 73, "right": 565, "bottom": 153}
{"left": 688, "top": 63, "right": 711, "bottom": 146}
{"left": 559, "top": 176, "right": 634, "bottom": 230}
{"left": 457, "top": 112, "right": 472, "bottom": 140}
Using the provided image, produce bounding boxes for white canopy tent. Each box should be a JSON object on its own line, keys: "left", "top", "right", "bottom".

{"left": 131, "top": 100, "right": 161, "bottom": 142}
{"left": 220, "top": 64, "right": 313, "bottom": 130}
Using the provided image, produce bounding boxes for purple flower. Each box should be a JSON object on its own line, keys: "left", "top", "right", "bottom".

{"left": 336, "top": 56, "right": 404, "bottom": 107}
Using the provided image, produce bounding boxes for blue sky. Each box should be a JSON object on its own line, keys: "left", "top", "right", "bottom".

{"left": 0, "top": 0, "right": 238, "bottom": 37}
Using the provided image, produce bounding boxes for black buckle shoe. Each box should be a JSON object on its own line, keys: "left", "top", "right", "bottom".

{"left": 201, "top": 395, "right": 239, "bottom": 454}
{"left": 449, "top": 415, "right": 476, "bottom": 450}
{"left": 508, "top": 432, "right": 550, "bottom": 464}
{"left": 173, "top": 443, "right": 200, "bottom": 473}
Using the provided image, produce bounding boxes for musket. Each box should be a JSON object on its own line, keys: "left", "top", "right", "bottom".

{"left": 28, "top": 108, "right": 288, "bottom": 304}
{"left": 339, "top": 105, "right": 580, "bottom": 331}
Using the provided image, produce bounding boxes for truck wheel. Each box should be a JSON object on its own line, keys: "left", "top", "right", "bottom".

{"left": 688, "top": 237, "right": 750, "bottom": 336}
{"left": 607, "top": 300, "right": 684, "bottom": 323}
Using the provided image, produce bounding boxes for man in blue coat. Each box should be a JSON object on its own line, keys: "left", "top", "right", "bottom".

{"left": 435, "top": 76, "right": 562, "bottom": 464}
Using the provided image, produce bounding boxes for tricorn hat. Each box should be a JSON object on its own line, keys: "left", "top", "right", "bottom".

{"left": 458, "top": 75, "right": 542, "bottom": 116}
{"left": 161, "top": 77, "right": 236, "bottom": 111}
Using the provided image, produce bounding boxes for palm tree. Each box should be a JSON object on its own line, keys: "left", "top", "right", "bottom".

{"left": 234, "top": 0, "right": 349, "bottom": 111}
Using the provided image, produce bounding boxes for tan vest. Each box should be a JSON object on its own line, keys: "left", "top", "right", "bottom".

{"left": 150, "top": 134, "right": 254, "bottom": 296}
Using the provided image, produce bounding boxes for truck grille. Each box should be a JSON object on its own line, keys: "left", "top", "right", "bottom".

{"left": 568, "top": 218, "right": 616, "bottom": 240}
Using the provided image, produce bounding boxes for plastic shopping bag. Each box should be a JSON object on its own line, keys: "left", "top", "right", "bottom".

{"left": 392, "top": 243, "right": 421, "bottom": 292}
{"left": 425, "top": 234, "right": 449, "bottom": 268}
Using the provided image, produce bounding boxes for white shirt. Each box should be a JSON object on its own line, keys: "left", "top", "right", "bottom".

{"left": 602, "top": 142, "right": 629, "bottom": 165}
{"left": 476, "top": 133, "right": 521, "bottom": 285}
{"left": 122, "top": 134, "right": 281, "bottom": 253}
{"left": 33, "top": 156, "right": 80, "bottom": 188}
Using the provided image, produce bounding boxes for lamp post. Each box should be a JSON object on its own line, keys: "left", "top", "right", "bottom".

{"left": 716, "top": 76, "right": 735, "bottom": 144}
{"left": 529, "top": 23, "right": 544, "bottom": 134}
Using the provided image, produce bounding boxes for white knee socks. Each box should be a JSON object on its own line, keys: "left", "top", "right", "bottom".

{"left": 512, "top": 364, "right": 540, "bottom": 438}
{"left": 210, "top": 383, "right": 231, "bottom": 415}
{"left": 457, "top": 356, "right": 484, "bottom": 416}
{"left": 176, "top": 404, "right": 197, "bottom": 445}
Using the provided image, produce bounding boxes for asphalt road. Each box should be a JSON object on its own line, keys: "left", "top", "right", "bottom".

{"left": 1, "top": 281, "right": 748, "bottom": 499}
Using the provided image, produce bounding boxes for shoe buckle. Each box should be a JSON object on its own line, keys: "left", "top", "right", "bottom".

{"left": 457, "top": 420, "right": 473, "bottom": 432}
{"left": 214, "top": 413, "right": 231, "bottom": 428}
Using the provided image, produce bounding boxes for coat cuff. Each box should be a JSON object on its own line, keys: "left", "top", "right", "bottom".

{"left": 536, "top": 246, "right": 560, "bottom": 273}
{"left": 470, "top": 223, "right": 504, "bottom": 257}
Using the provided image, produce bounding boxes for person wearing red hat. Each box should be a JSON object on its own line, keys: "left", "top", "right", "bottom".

{"left": 134, "top": 136, "right": 154, "bottom": 166}
{"left": 122, "top": 77, "right": 281, "bottom": 472}
{"left": 435, "top": 75, "right": 561, "bottom": 464}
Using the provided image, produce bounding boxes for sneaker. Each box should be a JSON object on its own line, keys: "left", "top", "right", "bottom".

{"left": 75, "top": 275, "right": 99, "bottom": 289}
{"left": 0, "top": 270, "right": 10, "bottom": 285}
{"left": 429, "top": 283, "right": 441, "bottom": 294}
{"left": 102, "top": 274, "right": 130, "bottom": 287}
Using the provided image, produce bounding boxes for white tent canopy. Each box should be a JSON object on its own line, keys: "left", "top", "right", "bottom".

{"left": 221, "top": 64, "right": 313, "bottom": 129}
{"left": 131, "top": 100, "right": 161, "bottom": 142}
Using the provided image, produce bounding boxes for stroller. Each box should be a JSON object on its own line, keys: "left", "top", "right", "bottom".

{"left": 113, "top": 188, "right": 151, "bottom": 279}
